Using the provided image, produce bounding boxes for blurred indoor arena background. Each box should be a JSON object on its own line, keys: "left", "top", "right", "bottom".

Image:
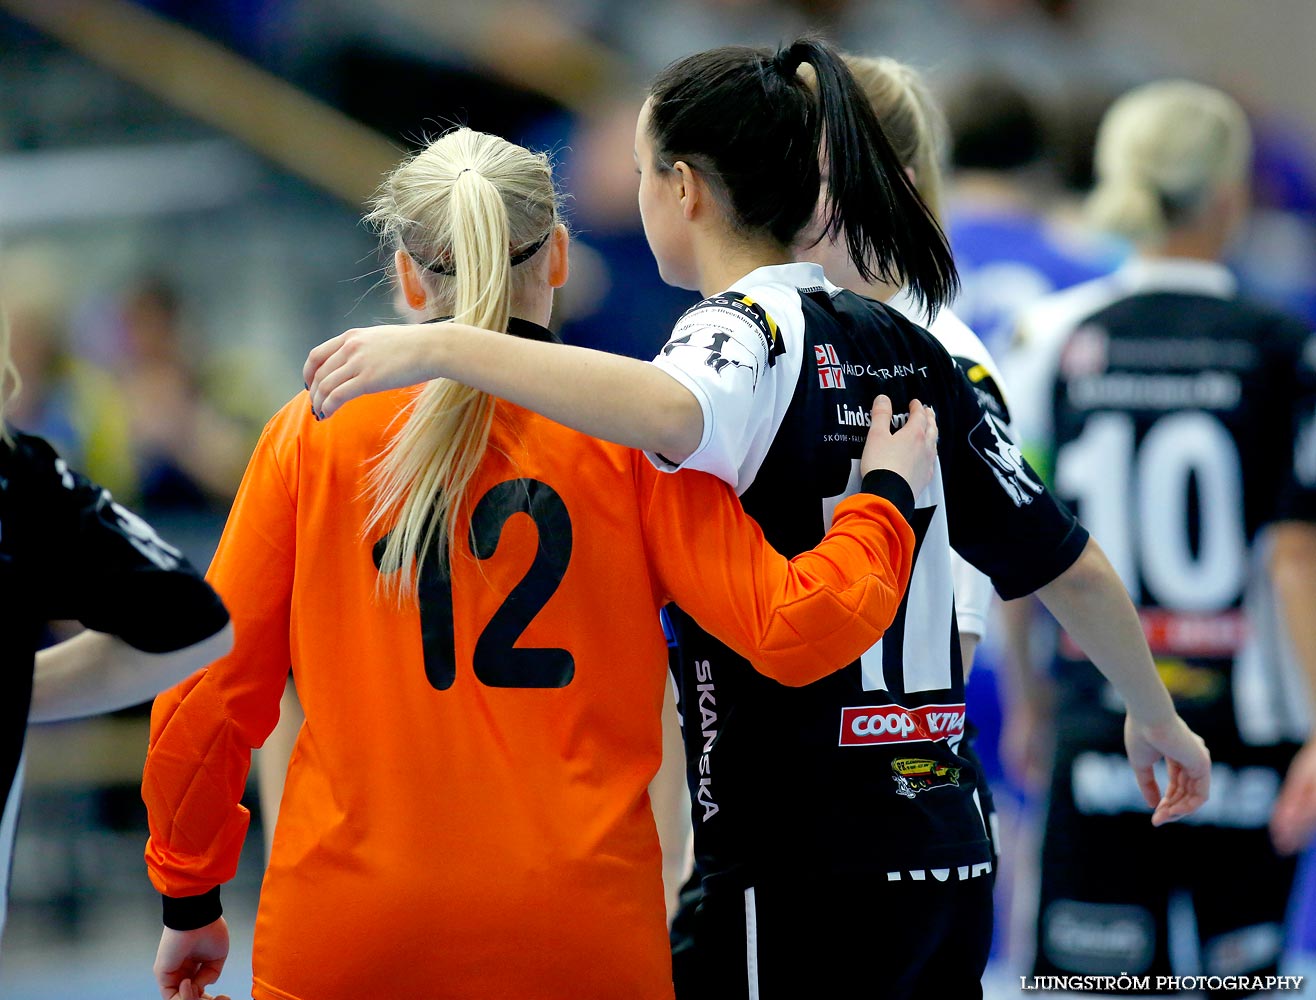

{"left": 1, "top": 1, "right": 1315, "bottom": 997}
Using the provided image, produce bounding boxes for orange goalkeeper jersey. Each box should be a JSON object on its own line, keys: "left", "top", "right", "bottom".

{"left": 143, "top": 325, "right": 915, "bottom": 1000}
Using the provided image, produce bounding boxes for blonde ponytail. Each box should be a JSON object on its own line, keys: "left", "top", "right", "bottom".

{"left": 1087, "top": 80, "right": 1251, "bottom": 244}
{"left": 1085, "top": 179, "right": 1166, "bottom": 245}
{"left": 841, "top": 55, "right": 949, "bottom": 222}
{"left": 364, "top": 128, "right": 557, "bottom": 600}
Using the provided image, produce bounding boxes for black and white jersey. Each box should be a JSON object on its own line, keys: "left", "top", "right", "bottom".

{"left": 0, "top": 431, "right": 228, "bottom": 833}
{"left": 1009, "top": 258, "right": 1316, "bottom": 750}
{"left": 886, "top": 287, "right": 1014, "bottom": 643}
{"left": 652, "top": 262, "right": 1087, "bottom": 888}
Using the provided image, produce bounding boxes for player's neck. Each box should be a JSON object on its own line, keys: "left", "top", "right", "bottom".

{"left": 696, "top": 233, "right": 792, "bottom": 298}
{"left": 508, "top": 286, "right": 554, "bottom": 329}
{"left": 849, "top": 274, "right": 903, "bottom": 303}
{"left": 1144, "top": 228, "right": 1228, "bottom": 264}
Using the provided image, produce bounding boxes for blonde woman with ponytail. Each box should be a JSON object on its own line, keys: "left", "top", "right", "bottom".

{"left": 1005, "top": 81, "right": 1316, "bottom": 993}
{"left": 141, "top": 126, "right": 937, "bottom": 1000}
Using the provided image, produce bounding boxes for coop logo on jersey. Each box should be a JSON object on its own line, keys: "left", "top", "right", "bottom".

{"left": 816, "top": 344, "right": 846, "bottom": 389}
{"left": 891, "top": 757, "right": 961, "bottom": 799}
{"left": 968, "top": 411, "right": 1043, "bottom": 507}
{"left": 838, "top": 703, "right": 965, "bottom": 747}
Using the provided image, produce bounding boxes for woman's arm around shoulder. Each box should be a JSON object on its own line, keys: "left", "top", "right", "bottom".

{"left": 304, "top": 321, "right": 703, "bottom": 462}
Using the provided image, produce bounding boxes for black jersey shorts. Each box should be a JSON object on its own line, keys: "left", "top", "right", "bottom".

{"left": 672, "top": 870, "right": 992, "bottom": 1000}
{"left": 672, "top": 723, "right": 999, "bottom": 999}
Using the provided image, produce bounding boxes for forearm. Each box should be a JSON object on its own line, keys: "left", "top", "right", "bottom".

{"left": 1034, "top": 539, "right": 1175, "bottom": 725}
{"left": 959, "top": 633, "right": 980, "bottom": 681}
{"left": 436, "top": 324, "right": 704, "bottom": 460}
{"left": 30, "top": 623, "right": 234, "bottom": 724}
{"left": 145, "top": 663, "right": 260, "bottom": 898}
{"left": 951, "top": 556, "right": 992, "bottom": 680}
{"left": 255, "top": 678, "right": 303, "bottom": 860}
{"left": 998, "top": 595, "right": 1054, "bottom": 709}
{"left": 650, "top": 683, "right": 693, "bottom": 921}
{"left": 1269, "top": 521, "right": 1316, "bottom": 723}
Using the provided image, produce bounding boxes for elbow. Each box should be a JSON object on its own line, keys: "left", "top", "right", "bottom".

{"left": 753, "top": 627, "right": 890, "bottom": 688}
{"left": 653, "top": 384, "right": 704, "bottom": 464}
{"left": 750, "top": 580, "right": 904, "bottom": 686}
{"left": 1040, "top": 537, "right": 1107, "bottom": 600}
{"left": 757, "top": 657, "right": 836, "bottom": 688}
{"left": 1268, "top": 522, "right": 1316, "bottom": 597}
{"left": 1268, "top": 522, "right": 1316, "bottom": 571}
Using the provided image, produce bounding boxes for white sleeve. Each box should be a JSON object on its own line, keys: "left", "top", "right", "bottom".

{"left": 951, "top": 554, "right": 993, "bottom": 641}
{"left": 999, "top": 321, "right": 1058, "bottom": 456}
{"left": 933, "top": 318, "right": 1001, "bottom": 642}
{"left": 646, "top": 293, "right": 780, "bottom": 489}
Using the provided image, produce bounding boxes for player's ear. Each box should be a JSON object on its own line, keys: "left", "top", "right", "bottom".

{"left": 547, "top": 223, "right": 569, "bottom": 289}
{"left": 395, "top": 249, "right": 429, "bottom": 310}
{"left": 672, "top": 160, "right": 701, "bottom": 221}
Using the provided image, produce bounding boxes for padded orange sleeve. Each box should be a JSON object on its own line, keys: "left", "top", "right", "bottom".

{"left": 143, "top": 430, "right": 296, "bottom": 898}
{"left": 638, "top": 463, "right": 915, "bottom": 686}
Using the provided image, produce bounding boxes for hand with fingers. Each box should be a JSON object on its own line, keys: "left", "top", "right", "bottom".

{"left": 860, "top": 395, "right": 939, "bottom": 496}
{"left": 155, "top": 919, "right": 231, "bottom": 1000}
{"left": 1123, "top": 712, "right": 1212, "bottom": 826}
{"left": 1270, "top": 739, "right": 1316, "bottom": 855}
{"left": 176, "top": 979, "right": 231, "bottom": 1000}
{"left": 303, "top": 323, "right": 446, "bottom": 420}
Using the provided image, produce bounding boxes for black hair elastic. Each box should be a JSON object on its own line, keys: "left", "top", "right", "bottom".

{"left": 408, "top": 229, "right": 551, "bottom": 277}
{"left": 773, "top": 44, "right": 804, "bottom": 78}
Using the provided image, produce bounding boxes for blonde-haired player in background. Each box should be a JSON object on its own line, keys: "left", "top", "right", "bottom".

{"left": 1006, "top": 80, "right": 1316, "bottom": 994}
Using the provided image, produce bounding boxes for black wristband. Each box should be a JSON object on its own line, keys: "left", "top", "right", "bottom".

{"left": 162, "top": 886, "right": 223, "bottom": 930}
{"left": 860, "top": 469, "right": 916, "bottom": 524}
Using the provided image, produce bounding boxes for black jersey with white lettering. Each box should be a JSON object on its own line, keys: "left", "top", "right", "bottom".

{"left": 1040, "top": 284, "right": 1316, "bottom": 750}
{"left": 0, "top": 431, "right": 229, "bottom": 804}
{"left": 667, "top": 285, "right": 1088, "bottom": 890}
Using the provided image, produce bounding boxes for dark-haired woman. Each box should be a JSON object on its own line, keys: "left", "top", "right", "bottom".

{"left": 304, "top": 39, "right": 1210, "bottom": 998}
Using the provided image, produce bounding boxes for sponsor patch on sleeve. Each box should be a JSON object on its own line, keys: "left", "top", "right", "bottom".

{"left": 955, "top": 356, "right": 1012, "bottom": 423}
{"left": 968, "top": 412, "right": 1043, "bottom": 507}
{"left": 679, "top": 290, "right": 784, "bottom": 367}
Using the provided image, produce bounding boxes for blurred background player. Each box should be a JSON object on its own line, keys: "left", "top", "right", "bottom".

{"left": 144, "top": 125, "right": 933, "bottom": 1000}
{"left": 1005, "top": 80, "right": 1316, "bottom": 994}
{"left": 944, "top": 72, "right": 1125, "bottom": 357}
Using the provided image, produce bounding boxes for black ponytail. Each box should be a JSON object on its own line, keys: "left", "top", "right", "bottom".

{"left": 647, "top": 37, "right": 958, "bottom": 313}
